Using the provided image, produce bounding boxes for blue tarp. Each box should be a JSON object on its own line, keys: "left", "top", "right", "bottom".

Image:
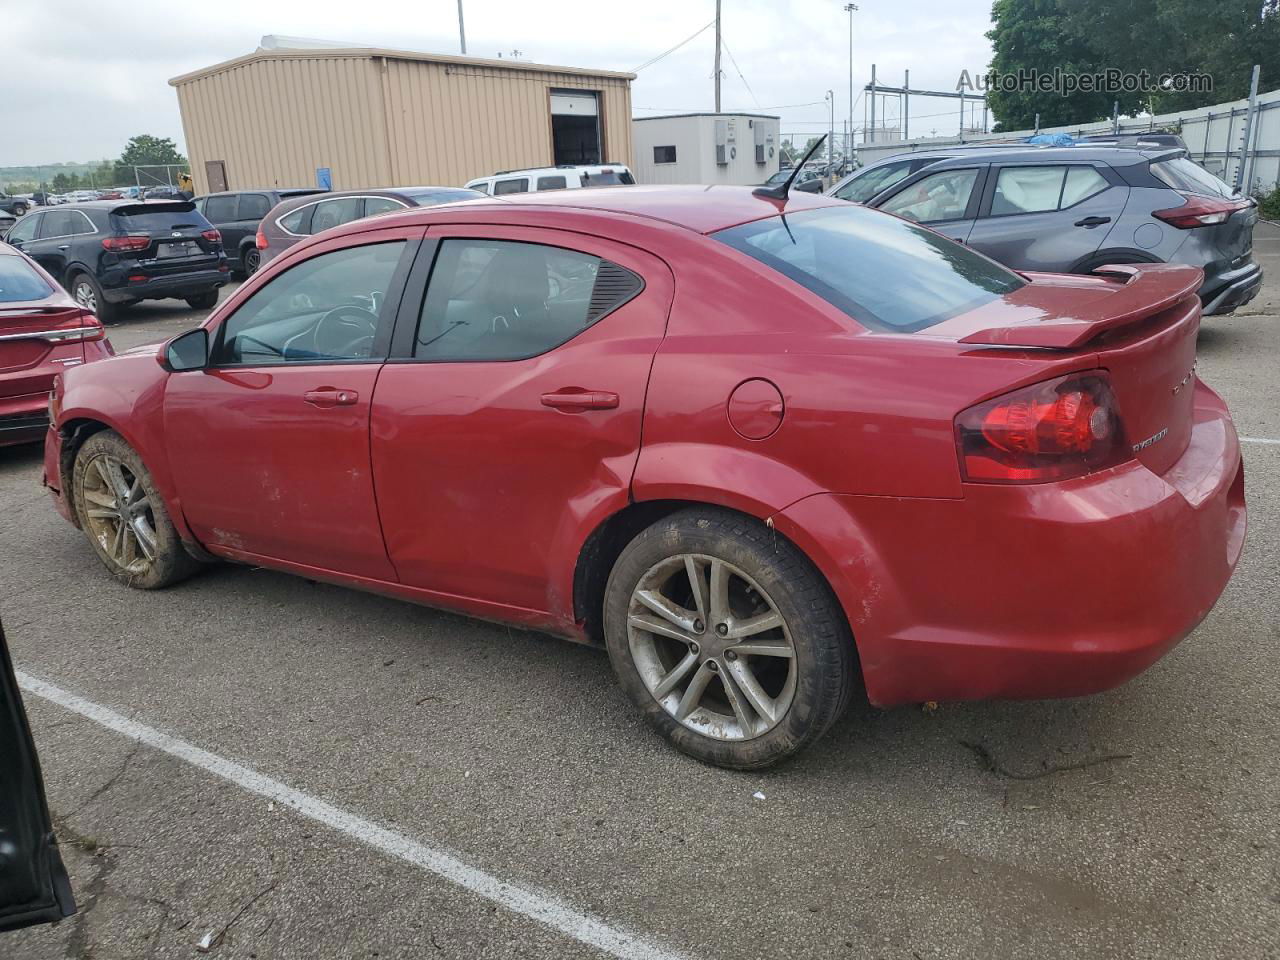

{"left": 1025, "top": 133, "right": 1076, "bottom": 146}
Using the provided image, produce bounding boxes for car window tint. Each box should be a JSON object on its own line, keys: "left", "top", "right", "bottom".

{"left": 1061, "top": 166, "right": 1110, "bottom": 207}
{"left": 311, "top": 198, "right": 364, "bottom": 233}
{"left": 493, "top": 179, "right": 528, "bottom": 195}
{"left": 414, "top": 239, "right": 641, "bottom": 361}
{"left": 6, "top": 214, "right": 39, "bottom": 244}
{"left": 991, "top": 166, "right": 1067, "bottom": 215}
{"left": 879, "top": 169, "right": 979, "bottom": 222}
{"left": 215, "top": 241, "right": 406, "bottom": 365}
{"left": 536, "top": 176, "right": 567, "bottom": 190}
{"left": 715, "top": 205, "right": 1024, "bottom": 333}
{"left": 238, "top": 194, "right": 271, "bottom": 220}
{"left": 835, "top": 161, "right": 912, "bottom": 203}
{"left": 364, "top": 197, "right": 406, "bottom": 216}
{"left": 279, "top": 205, "right": 313, "bottom": 234}
{"left": 38, "top": 210, "right": 93, "bottom": 239}
{"left": 0, "top": 255, "right": 53, "bottom": 301}
{"left": 203, "top": 195, "right": 239, "bottom": 222}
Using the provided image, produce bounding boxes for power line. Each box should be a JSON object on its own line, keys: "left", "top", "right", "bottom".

{"left": 719, "top": 37, "right": 760, "bottom": 110}
{"left": 631, "top": 19, "right": 716, "bottom": 72}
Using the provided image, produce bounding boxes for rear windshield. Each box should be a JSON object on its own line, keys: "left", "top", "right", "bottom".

{"left": 0, "top": 255, "right": 54, "bottom": 302}
{"left": 110, "top": 202, "right": 209, "bottom": 233}
{"left": 715, "top": 205, "right": 1025, "bottom": 332}
{"left": 1151, "top": 157, "right": 1235, "bottom": 198}
{"left": 581, "top": 171, "right": 636, "bottom": 186}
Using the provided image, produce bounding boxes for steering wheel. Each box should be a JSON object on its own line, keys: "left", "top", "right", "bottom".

{"left": 314, "top": 305, "right": 378, "bottom": 358}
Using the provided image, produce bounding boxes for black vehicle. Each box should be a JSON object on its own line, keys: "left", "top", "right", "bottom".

{"left": 0, "top": 192, "right": 30, "bottom": 217}
{"left": 4, "top": 201, "right": 229, "bottom": 323}
{"left": 0, "top": 619, "right": 77, "bottom": 933}
{"left": 195, "top": 188, "right": 323, "bottom": 277}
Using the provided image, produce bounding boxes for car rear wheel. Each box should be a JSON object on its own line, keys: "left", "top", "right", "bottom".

{"left": 69, "top": 272, "right": 118, "bottom": 324}
{"left": 604, "top": 507, "right": 855, "bottom": 769}
{"left": 72, "top": 431, "right": 201, "bottom": 589}
{"left": 243, "top": 247, "right": 261, "bottom": 276}
{"left": 185, "top": 290, "right": 219, "bottom": 310}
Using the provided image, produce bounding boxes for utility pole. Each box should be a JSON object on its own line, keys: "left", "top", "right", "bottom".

{"left": 869, "top": 63, "right": 876, "bottom": 143}
{"left": 826, "top": 90, "right": 835, "bottom": 177}
{"left": 456, "top": 0, "right": 466, "bottom": 54}
{"left": 903, "top": 69, "right": 909, "bottom": 140}
{"left": 844, "top": 4, "right": 857, "bottom": 160}
{"left": 714, "top": 0, "right": 722, "bottom": 112}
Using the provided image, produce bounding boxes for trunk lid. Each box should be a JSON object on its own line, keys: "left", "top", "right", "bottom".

{"left": 933, "top": 264, "right": 1203, "bottom": 477}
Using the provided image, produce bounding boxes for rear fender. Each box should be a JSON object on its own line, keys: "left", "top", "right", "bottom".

{"left": 631, "top": 441, "right": 824, "bottom": 519}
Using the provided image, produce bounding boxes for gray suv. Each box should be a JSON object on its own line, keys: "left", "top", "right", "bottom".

{"left": 831, "top": 146, "right": 1262, "bottom": 315}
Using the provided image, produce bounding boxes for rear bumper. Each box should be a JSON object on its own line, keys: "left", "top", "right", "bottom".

{"left": 0, "top": 391, "right": 50, "bottom": 447}
{"left": 1201, "top": 261, "right": 1263, "bottom": 316}
{"left": 102, "top": 267, "right": 228, "bottom": 304}
{"left": 774, "top": 379, "right": 1246, "bottom": 707}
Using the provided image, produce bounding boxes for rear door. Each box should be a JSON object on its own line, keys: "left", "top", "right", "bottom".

{"left": 873, "top": 165, "right": 988, "bottom": 244}
{"left": 964, "top": 162, "right": 1129, "bottom": 271}
{"left": 369, "top": 225, "right": 673, "bottom": 619}
{"left": 230, "top": 193, "right": 272, "bottom": 263}
{"left": 0, "top": 618, "right": 76, "bottom": 933}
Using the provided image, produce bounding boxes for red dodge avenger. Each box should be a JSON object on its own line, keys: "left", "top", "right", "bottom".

{"left": 43, "top": 185, "right": 1245, "bottom": 768}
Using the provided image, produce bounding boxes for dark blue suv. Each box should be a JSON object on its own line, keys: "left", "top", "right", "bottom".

{"left": 4, "top": 200, "right": 229, "bottom": 322}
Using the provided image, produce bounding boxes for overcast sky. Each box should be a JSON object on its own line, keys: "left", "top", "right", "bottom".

{"left": 2, "top": 0, "right": 995, "bottom": 166}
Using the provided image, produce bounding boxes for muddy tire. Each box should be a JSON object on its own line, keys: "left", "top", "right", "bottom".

{"left": 604, "top": 507, "right": 856, "bottom": 769}
{"left": 72, "top": 430, "right": 202, "bottom": 589}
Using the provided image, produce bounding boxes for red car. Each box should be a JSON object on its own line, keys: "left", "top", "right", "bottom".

{"left": 1, "top": 242, "right": 110, "bottom": 447}
{"left": 42, "top": 187, "right": 1245, "bottom": 768}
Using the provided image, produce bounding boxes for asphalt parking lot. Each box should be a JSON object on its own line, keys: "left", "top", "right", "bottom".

{"left": 3, "top": 232, "right": 1280, "bottom": 960}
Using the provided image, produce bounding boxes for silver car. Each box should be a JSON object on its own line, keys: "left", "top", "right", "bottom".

{"left": 830, "top": 145, "right": 1262, "bottom": 316}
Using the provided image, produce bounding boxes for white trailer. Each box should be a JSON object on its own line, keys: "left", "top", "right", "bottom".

{"left": 632, "top": 113, "right": 780, "bottom": 186}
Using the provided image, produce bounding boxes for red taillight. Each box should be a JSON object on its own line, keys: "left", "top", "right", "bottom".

{"left": 202, "top": 228, "right": 221, "bottom": 244}
{"left": 101, "top": 234, "right": 150, "bottom": 253}
{"left": 1152, "top": 193, "right": 1250, "bottom": 229}
{"left": 955, "top": 372, "right": 1130, "bottom": 483}
{"left": 255, "top": 227, "right": 267, "bottom": 249}
{"left": 37, "top": 309, "right": 104, "bottom": 343}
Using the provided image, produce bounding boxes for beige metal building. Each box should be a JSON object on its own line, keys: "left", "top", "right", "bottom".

{"left": 170, "top": 47, "right": 635, "bottom": 194}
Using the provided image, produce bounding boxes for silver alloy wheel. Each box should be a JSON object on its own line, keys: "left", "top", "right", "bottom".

{"left": 80, "top": 454, "right": 157, "bottom": 575}
{"left": 627, "top": 554, "right": 797, "bottom": 741}
{"left": 73, "top": 279, "right": 97, "bottom": 313}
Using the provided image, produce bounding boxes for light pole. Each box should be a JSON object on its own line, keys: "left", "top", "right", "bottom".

{"left": 844, "top": 4, "right": 857, "bottom": 162}
{"left": 457, "top": 0, "right": 467, "bottom": 55}
{"left": 826, "top": 90, "right": 834, "bottom": 179}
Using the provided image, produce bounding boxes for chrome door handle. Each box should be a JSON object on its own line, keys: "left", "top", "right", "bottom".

{"left": 57, "top": 244, "right": 70, "bottom": 250}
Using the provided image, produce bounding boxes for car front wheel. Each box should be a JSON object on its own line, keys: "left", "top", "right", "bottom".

{"left": 604, "top": 507, "right": 856, "bottom": 769}
{"left": 72, "top": 431, "right": 202, "bottom": 589}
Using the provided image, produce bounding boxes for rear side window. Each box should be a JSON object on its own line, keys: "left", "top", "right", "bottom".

{"left": 238, "top": 194, "right": 271, "bottom": 219}
{"left": 536, "top": 176, "right": 568, "bottom": 190}
{"left": 0, "top": 255, "right": 53, "bottom": 302}
{"left": 365, "top": 197, "right": 407, "bottom": 216}
{"left": 493, "top": 179, "right": 528, "bottom": 195}
{"left": 37, "top": 210, "right": 94, "bottom": 239}
{"left": 203, "top": 195, "right": 239, "bottom": 222}
{"left": 311, "top": 198, "right": 363, "bottom": 233}
{"left": 1151, "top": 156, "right": 1235, "bottom": 198}
{"left": 279, "top": 205, "right": 314, "bottom": 235}
{"left": 715, "top": 205, "right": 1024, "bottom": 333}
{"left": 991, "top": 165, "right": 1109, "bottom": 215}
{"left": 111, "top": 203, "right": 208, "bottom": 233}
{"left": 414, "top": 238, "right": 642, "bottom": 361}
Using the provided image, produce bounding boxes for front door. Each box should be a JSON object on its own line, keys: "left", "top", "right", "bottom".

{"left": 165, "top": 228, "right": 420, "bottom": 579}
{"left": 370, "top": 225, "right": 673, "bottom": 617}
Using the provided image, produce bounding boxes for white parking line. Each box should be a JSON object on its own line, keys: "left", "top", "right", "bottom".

{"left": 1240, "top": 437, "right": 1280, "bottom": 445}
{"left": 17, "top": 670, "right": 687, "bottom": 960}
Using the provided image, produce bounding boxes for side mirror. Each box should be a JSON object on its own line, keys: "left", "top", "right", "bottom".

{"left": 163, "top": 328, "right": 209, "bottom": 372}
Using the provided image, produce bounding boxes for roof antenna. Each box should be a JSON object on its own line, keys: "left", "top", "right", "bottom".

{"left": 754, "top": 134, "right": 828, "bottom": 201}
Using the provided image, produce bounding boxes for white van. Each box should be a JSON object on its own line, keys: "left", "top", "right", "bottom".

{"left": 464, "top": 164, "right": 636, "bottom": 196}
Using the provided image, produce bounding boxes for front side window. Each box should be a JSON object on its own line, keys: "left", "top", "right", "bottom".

{"left": 203, "top": 195, "right": 239, "bottom": 222}
{"left": 414, "top": 239, "right": 642, "bottom": 361}
{"left": 878, "top": 168, "right": 979, "bottom": 223}
{"left": 311, "top": 198, "right": 363, "bottom": 233}
{"left": 214, "top": 241, "right": 406, "bottom": 365}
{"left": 715, "top": 205, "right": 1023, "bottom": 333}
{"left": 834, "top": 160, "right": 913, "bottom": 203}
{"left": 493, "top": 179, "right": 529, "bottom": 196}
{"left": 0, "top": 255, "right": 53, "bottom": 302}
{"left": 7, "top": 214, "right": 41, "bottom": 244}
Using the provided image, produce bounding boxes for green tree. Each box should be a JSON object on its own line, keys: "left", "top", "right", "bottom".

{"left": 985, "top": 0, "right": 1129, "bottom": 131}
{"left": 114, "top": 135, "right": 187, "bottom": 184}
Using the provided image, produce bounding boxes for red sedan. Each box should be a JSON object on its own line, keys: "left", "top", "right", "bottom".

{"left": 42, "top": 187, "right": 1245, "bottom": 768}
{"left": 1, "top": 241, "right": 110, "bottom": 447}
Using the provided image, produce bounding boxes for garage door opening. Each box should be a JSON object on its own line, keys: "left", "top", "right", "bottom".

{"left": 551, "top": 91, "right": 601, "bottom": 165}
